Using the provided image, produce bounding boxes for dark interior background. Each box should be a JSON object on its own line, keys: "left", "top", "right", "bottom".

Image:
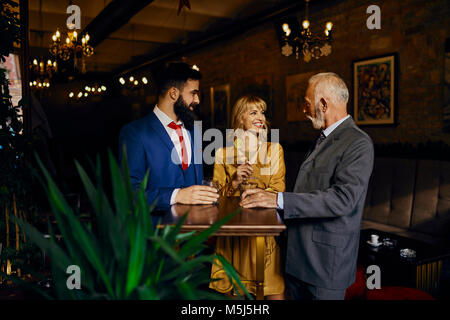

{"left": 27, "top": 0, "right": 450, "bottom": 195}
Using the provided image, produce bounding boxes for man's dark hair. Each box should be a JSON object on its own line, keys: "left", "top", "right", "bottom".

{"left": 156, "top": 62, "right": 202, "bottom": 97}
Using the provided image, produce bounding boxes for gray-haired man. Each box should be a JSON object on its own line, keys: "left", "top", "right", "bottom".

{"left": 241, "top": 73, "right": 374, "bottom": 300}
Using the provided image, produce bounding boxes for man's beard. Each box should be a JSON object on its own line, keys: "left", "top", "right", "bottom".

{"left": 306, "top": 102, "right": 324, "bottom": 130}
{"left": 174, "top": 96, "right": 196, "bottom": 130}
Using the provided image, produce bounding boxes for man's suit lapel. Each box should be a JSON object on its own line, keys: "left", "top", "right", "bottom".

{"left": 147, "top": 112, "right": 176, "bottom": 153}
{"left": 301, "top": 117, "right": 354, "bottom": 168}
{"left": 302, "top": 136, "right": 333, "bottom": 167}
{"left": 147, "top": 111, "right": 186, "bottom": 175}
{"left": 148, "top": 112, "right": 199, "bottom": 178}
{"left": 186, "top": 128, "right": 196, "bottom": 177}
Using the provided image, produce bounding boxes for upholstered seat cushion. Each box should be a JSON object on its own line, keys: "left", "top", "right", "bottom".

{"left": 363, "top": 158, "right": 416, "bottom": 229}
{"left": 344, "top": 265, "right": 366, "bottom": 300}
{"left": 362, "top": 158, "right": 450, "bottom": 246}
{"left": 410, "top": 160, "right": 450, "bottom": 238}
{"left": 365, "top": 286, "right": 434, "bottom": 300}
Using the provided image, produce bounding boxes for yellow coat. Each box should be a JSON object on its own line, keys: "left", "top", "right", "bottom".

{"left": 210, "top": 142, "right": 286, "bottom": 296}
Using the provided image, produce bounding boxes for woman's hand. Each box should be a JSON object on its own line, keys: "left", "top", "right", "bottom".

{"left": 232, "top": 162, "right": 253, "bottom": 189}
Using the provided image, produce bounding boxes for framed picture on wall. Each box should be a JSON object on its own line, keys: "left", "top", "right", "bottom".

{"left": 210, "top": 84, "right": 230, "bottom": 128}
{"left": 285, "top": 71, "right": 318, "bottom": 122}
{"left": 352, "top": 53, "right": 397, "bottom": 125}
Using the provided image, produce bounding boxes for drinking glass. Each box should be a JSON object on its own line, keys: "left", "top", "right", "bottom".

{"left": 202, "top": 178, "right": 220, "bottom": 205}
{"left": 239, "top": 175, "right": 260, "bottom": 198}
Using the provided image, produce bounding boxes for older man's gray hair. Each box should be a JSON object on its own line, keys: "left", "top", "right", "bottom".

{"left": 308, "top": 72, "right": 349, "bottom": 106}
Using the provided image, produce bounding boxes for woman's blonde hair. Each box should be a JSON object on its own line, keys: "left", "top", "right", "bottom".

{"left": 230, "top": 95, "right": 269, "bottom": 130}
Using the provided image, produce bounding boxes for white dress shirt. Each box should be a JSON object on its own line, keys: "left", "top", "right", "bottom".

{"left": 153, "top": 105, "right": 192, "bottom": 205}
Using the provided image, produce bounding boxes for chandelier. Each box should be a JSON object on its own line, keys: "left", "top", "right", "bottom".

{"left": 49, "top": 29, "right": 94, "bottom": 73}
{"left": 118, "top": 75, "right": 150, "bottom": 89}
{"left": 280, "top": 0, "right": 333, "bottom": 62}
{"left": 29, "top": 57, "right": 57, "bottom": 89}
{"left": 69, "top": 83, "right": 107, "bottom": 100}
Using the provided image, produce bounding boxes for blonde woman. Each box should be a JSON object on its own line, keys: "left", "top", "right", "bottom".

{"left": 210, "top": 95, "right": 286, "bottom": 300}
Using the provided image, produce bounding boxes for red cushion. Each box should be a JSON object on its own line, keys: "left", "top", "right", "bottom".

{"left": 345, "top": 266, "right": 366, "bottom": 300}
{"left": 366, "top": 286, "right": 434, "bottom": 300}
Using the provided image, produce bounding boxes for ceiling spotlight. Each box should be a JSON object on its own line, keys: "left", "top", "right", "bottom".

{"left": 97, "top": 88, "right": 101, "bottom": 92}
{"left": 129, "top": 76, "right": 134, "bottom": 82}
{"left": 142, "top": 77, "right": 148, "bottom": 84}
{"left": 119, "top": 77, "right": 125, "bottom": 85}
{"left": 69, "top": 92, "right": 74, "bottom": 98}
{"left": 85, "top": 86, "right": 91, "bottom": 91}
{"left": 134, "top": 80, "right": 139, "bottom": 85}
{"left": 78, "top": 92, "right": 83, "bottom": 98}
{"left": 101, "top": 85, "right": 106, "bottom": 91}
{"left": 84, "top": 92, "right": 88, "bottom": 97}
{"left": 192, "top": 65, "right": 199, "bottom": 71}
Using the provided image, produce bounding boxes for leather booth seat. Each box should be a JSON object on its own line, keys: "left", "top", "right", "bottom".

{"left": 285, "top": 150, "right": 450, "bottom": 245}
{"left": 361, "top": 158, "right": 450, "bottom": 246}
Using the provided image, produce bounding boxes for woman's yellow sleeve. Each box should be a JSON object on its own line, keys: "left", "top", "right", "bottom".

{"left": 265, "top": 143, "right": 286, "bottom": 193}
{"left": 213, "top": 148, "right": 237, "bottom": 197}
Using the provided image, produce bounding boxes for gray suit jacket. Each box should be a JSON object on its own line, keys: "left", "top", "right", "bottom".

{"left": 283, "top": 116, "right": 374, "bottom": 290}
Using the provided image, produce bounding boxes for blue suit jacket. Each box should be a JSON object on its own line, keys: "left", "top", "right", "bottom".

{"left": 119, "top": 111, "right": 203, "bottom": 209}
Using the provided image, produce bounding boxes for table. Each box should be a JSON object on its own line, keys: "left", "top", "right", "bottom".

{"left": 155, "top": 196, "right": 286, "bottom": 300}
{"left": 358, "top": 228, "right": 450, "bottom": 297}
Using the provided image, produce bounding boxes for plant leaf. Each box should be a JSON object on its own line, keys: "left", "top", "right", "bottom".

{"left": 178, "top": 209, "right": 240, "bottom": 259}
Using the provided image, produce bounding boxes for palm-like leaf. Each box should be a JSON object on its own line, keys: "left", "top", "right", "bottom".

{"left": 12, "top": 150, "right": 251, "bottom": 300}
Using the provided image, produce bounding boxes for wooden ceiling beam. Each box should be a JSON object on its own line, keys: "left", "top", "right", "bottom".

{"left": 115, "top": 0, "right": 342, "bottom": 75}
{"left": 80, "top": 0, "right": 155, "bottom": 48}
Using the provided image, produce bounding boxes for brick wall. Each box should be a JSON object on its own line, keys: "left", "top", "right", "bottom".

{"left": 176, "top": 0, "right": 450, "bottom": 146}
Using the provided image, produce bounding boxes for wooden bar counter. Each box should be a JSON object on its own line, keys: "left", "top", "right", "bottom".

{"left": 157, "top": 196, "right": 286, "bottom": 300}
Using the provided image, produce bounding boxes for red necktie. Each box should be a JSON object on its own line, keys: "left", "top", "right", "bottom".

{"left": 168, "top": 121, "right": 189, "bottom": 170}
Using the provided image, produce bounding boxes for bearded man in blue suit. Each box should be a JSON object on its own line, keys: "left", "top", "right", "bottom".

{"left": 119, "top": 63, "right": 218, "bottom": 209}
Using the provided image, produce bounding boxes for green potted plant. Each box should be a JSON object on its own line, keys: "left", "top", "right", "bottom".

{"left": 0, "top": 0, "right": 39, "bottom": 280}
{"left": 7, "top": 150, "right": 251, "bottom": 299}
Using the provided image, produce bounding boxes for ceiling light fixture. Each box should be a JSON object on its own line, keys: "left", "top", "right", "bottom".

{"left": 280, "top": 0, "right": 333, "bottom": 62}
{"left": 117, "top": 75, "right": 150, "bottom": 90}
{"left": 29, "top": 57, "right": 56, "bottom": 90}
{"left": 69, "top": 83, "right": 107, "bottom": 100}
{"left": 49, "top": 28, "right": 94, "bottom": 73}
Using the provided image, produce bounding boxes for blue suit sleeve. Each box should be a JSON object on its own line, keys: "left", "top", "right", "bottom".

{"left": 119, "top": 125, "right": 175, "bottom": 208}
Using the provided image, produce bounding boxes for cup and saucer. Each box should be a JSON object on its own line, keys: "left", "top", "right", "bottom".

{"left": 367, "top": 234, "right": 382, "bottom": 247}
